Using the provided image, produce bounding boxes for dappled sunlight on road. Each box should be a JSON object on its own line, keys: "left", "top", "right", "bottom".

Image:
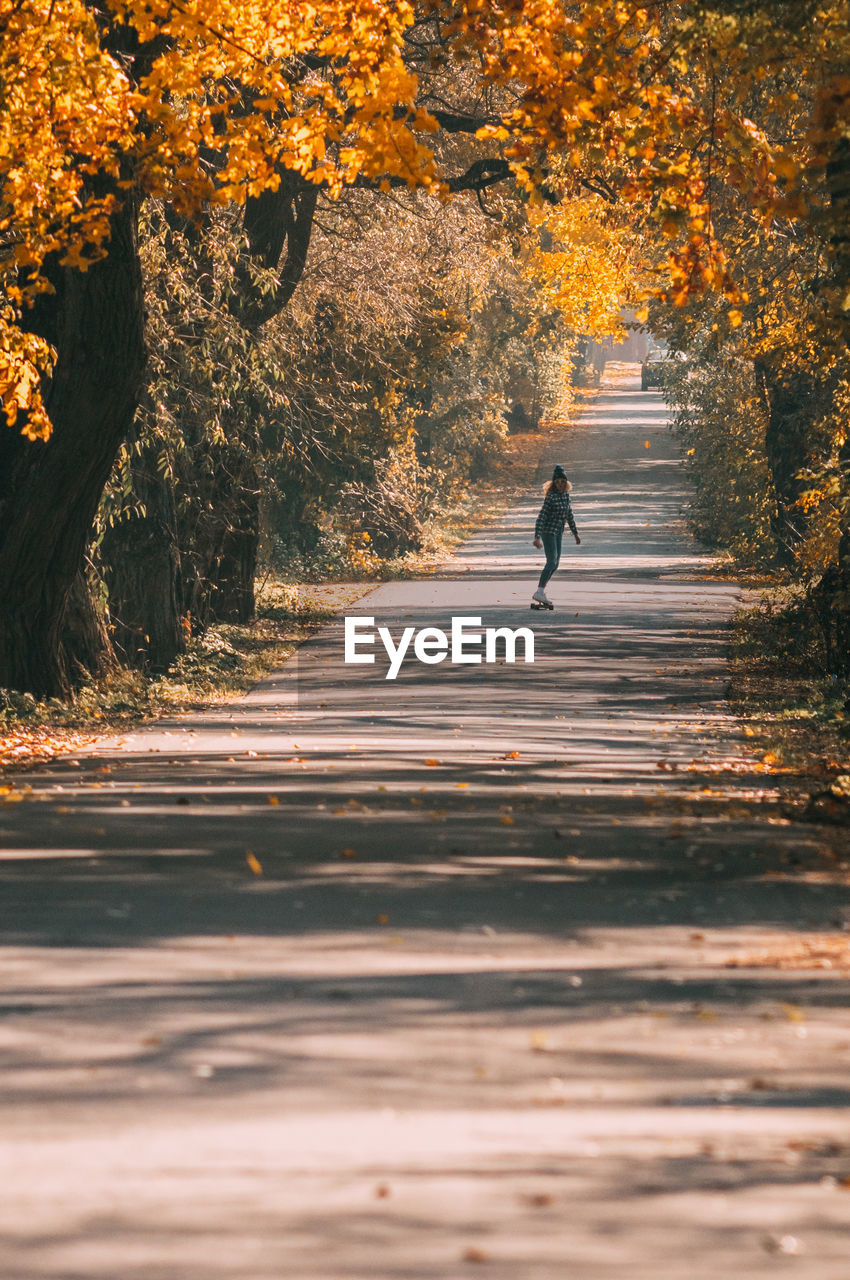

{"left": 3, "top": 365, "right": 849, "bottom": 1280}
{"left": 2, "top": 367, "right": 841, "bottom": 947}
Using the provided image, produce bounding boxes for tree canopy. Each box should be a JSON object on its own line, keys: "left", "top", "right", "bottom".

{"left": 0, "top": 0, "right": 796, "bottom": 435}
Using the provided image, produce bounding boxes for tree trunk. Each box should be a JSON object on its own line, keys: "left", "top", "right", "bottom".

{"left": 100, "top": 449, "right": 184, "bottom": 671}
{"left": 207, "top": 488, "right": 259, "bottom": 623}
{"left": 0, "top": 199, "right": 146, "bottom": 695}
{"left": 753, "top": 359, "right": 822, "bottom": 567}
{"left": 177, "top": 454, "right": 260, "bottom": 629}
{"left": 235, "top": 170, "right": 319, "bottom": 329}
{"left": 62, "top": 566, "right": 117, "bottom": 683}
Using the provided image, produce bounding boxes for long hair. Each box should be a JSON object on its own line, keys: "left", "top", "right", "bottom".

{"left": 544, "top": 478, "right": 572, "bottom": 496}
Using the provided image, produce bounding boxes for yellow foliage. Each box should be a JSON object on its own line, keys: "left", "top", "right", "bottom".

{"left": 0, "top": 308, "right": 54, "bottom": 441}
{"left": 528, "top": 197, "right": 636, "bottom": 338}
{"left": 4, "top": 0, "right": 850, "bottom": 444}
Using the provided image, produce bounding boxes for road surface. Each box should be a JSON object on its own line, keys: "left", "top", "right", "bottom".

{"left": 1, "top": 365, "right": 849, "bottom": 1278}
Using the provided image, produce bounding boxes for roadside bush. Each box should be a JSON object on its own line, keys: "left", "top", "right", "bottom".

{"left": 667, "top": 353, "right": 776, "bottom": 565}
{"left": 335, "top": 440, "right": 436, "bottom": 559}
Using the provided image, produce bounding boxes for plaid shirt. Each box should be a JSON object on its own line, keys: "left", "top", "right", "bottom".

{"left": 535, "top": 489, "right": 578, "bottom": 538}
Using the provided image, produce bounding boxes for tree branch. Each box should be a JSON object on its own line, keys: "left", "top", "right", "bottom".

{"left": 424, "top": 108, "right": 499, "bottom": 134}
{"left": 578, "top": 175, "right": 617, "bottom": 203}
{"left": 351, "top": 158, "right": 513, "bottom": 195}
{"left": 233, "top": 169, "right": 319, "bottom": 329}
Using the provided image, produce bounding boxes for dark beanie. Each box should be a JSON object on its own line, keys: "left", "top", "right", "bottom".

{"left": 552, "top": 464, "right": 568, "bottom": 480}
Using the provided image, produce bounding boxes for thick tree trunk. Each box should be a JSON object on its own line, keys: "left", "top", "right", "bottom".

{"left": 100, "top": 450, "right": 184, "bottom": 671}
{"left": 0, "top": 200, "right": 146, "bottom": 695}
{"left": 62, "top": 567, "right": 117, "bottom": 683}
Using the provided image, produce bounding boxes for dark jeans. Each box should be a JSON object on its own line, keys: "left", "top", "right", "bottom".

{"left": 538, "top": 530, "right": 562, "bottom": 589}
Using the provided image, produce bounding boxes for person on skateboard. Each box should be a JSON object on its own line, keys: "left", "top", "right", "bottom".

{"left": 531, "top": 464, "right": 581, "bottom": 609}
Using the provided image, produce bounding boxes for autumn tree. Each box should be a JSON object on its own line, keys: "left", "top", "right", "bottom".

{"left": 624, "top": 1, "right": 850, "bottom": 670}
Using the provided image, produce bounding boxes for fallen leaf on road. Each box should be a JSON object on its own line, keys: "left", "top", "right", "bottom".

{"left": 499, "top": 814, "right": 514, "bottom": 826}
{"left": 1, "top": 729, "right": 97, "bottom": 768}
{"left": 245, "top": 851, "right": 263, "bottom": 876}
{"left": 341, "top": 848, "right": 357, "bottom": 858}
{"left": 727, "top": 936, "right": 850, "bottom": 971}
{"left": 462, "top": 1247, "right": 489, "bottom": 1263}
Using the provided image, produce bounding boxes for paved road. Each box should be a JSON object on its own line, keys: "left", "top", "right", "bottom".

{"left": 1, "top": 365, "right": 849, "bottom": 1278}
